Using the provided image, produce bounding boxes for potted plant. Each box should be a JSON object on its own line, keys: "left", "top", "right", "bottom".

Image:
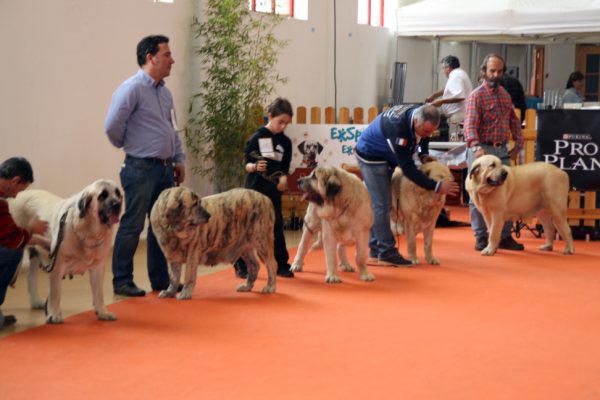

{"left": 186, "top": 0, "right": 288, "bottom": 191}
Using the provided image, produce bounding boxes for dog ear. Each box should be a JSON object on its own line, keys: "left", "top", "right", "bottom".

{"left": 469, "top": 165, "right": 481, "bottom": 181}
{"left": 325, "top": 175, "right": 342, "bottom": 199}
{"left": 77, "top": 193, "right": 93, "bottom": 218}
{"left": 165, "top": 198, "right": 185, "bottom": 229}
{"left": 317, "top": 142, "right": 324, "bottom": 154}
{"left": 297, "top": 141, "right": 306, "bottom": 154}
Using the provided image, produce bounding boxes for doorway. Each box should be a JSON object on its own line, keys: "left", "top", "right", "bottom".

{"left": 576, "top": 45, "right": 600, "bottom": 101}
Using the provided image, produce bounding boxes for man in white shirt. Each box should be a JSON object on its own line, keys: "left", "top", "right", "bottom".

{"left": 426, "top": 55, "right": 473, "bottom": 139}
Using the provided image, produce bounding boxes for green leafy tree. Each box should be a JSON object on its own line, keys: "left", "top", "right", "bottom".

{"left": 186, "top": 0, "right": 288, "bottom": 191}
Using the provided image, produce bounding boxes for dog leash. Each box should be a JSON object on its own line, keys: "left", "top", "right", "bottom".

{"left": 249, "top": 150, "right": 285, "bottom": 184}
{"left": 45, "top": 210, "right": 68, "bottom": 273}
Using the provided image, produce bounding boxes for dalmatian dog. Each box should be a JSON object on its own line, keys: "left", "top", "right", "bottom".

{"left": 298, "top": 140, "right": 324, "bottom": 168}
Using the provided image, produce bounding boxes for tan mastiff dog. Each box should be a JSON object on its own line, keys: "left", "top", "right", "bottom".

{"left": 291, "top": 166, "right": 375, "bottom": 283}
{"left": 150, "top": 187, "right": 277, "bottom": 299}
{"left": 466, "top": 154, "right": 574, "bottom": 256}
{"left": 390, "top": 159, "right": 453, "bottom": 265}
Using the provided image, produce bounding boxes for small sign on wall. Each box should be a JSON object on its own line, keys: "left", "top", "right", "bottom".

{"left": 286, "top": 124, "right": 368, "bottom": 171}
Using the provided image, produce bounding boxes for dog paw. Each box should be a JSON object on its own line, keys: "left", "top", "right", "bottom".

{"left": 176, "top": 290, "right": 192, "bottom": 300}
{"left": 96, "top": 310, "right": 117, "bottom": 321}
{"left": 480, "top": 247, "right": 496, "bottom": 256}
{"left": 427, "top": 258, "right": 440, "bottom": 265}
{"left": 539, "top": 244, "right": 553, "bottom": 251}
{"left": 46, "top": 314, "right": 64, "bottom": 324}
{"left": 339, "top": 262, "right": 355, "bottom": 272}
{"left": 30, "top": 300, "right": 46, "bottom": 310}
{"left": 325, "top": 274, "right": 342, "bottom": 284}
{"left": 290, "top": 262, "right": 303, "bottom": 272}
{"left": 236, "top": 283, "right": 253, "bottom": 292}
{"left": 261, "top": 285, "right": 276, "bottom": 294}
{"left": 159, "top": 289, "right": 177, "bottom": 298}
{"left": 410, "top": 258, "right": 419, "bottom": 265}
{"left": 359, "top": 272, "right": 375, "bottom": 282}
{"left": 563, "top": 247, "right": 575, "bottom": 255}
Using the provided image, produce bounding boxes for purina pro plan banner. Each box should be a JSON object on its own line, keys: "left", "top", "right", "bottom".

{"left": 536, "top": 110, "right": 600, "bottom": 191}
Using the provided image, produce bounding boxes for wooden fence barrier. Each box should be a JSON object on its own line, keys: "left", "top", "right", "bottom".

{"left": 284, "top": 106, "right": 599, "bottom": 234}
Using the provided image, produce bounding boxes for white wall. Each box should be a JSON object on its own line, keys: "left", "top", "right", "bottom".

{"left": 1, "top": 0, "right": 397, "bottom": 198}
{"left": 0, "top": 0, "right": 194, "bottom": 198}
{"left": 396, "top": 37, "right": 433, "bottom": 102}
{"left": 397, "top": 37, "right": 577, "bottom": 100}
{"left": 544, "top": 44, "right": 576, "bottom": 92}
{"left": 436, "top": 41, "right": 473, "bottom": 90}
{"left": 271, "top": 0, "right": 397, "bottom": 111}
{"left": 0, "top": 0, "right": 581, "bottom": 200}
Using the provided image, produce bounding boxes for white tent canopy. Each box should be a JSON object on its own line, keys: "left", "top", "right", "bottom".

{"left": 396, "top": 0, "right": 600, "bottom": 43}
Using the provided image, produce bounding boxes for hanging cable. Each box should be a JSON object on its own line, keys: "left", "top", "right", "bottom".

{"left": 333, "top": 0, "right": 338, "bottom": 122}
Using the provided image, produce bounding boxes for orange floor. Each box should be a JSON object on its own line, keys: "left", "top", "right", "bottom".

{"left": 1, "top": 210, "right": 599, "bottom": 399}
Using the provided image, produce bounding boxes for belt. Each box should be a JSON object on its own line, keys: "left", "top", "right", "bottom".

{"left": 481, "top": 141, "right": 506, "bottom": 148}
{"left": 126, "top": 155, "right": 173, "bottom": 166}
{"left": 355, "top": 148, "right": 386, "bottom": 162}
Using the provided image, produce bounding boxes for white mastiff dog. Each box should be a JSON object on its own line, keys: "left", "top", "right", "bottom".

{"left": 10, "top": 180, "right": 122, "bottom": 323}
{"left": 466, "top": 155, "right": 574, "bottom": 256}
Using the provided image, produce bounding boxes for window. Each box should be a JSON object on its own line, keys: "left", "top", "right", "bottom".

{"left": 357, "top": 0, "right": 395, "bottom": 28}
{"left": 248, "top": 0, "right": 308, "bottom": 20}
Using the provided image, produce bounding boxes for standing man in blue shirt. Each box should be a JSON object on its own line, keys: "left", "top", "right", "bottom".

{"left": 355, "top": 104, "right": 459, "bottom": 266}
{"left": 105, "top": 35, "right": 185, "bottom": 297}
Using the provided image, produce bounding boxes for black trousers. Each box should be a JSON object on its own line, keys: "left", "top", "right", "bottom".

{"left": 235, "top": 188, "right": 289, "bottom": 272}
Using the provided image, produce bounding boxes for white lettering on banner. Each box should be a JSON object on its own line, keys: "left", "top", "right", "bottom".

{"left": 554, "top": 140, "right": 599, "bottom": 156}
{"left": 543, "top": 155, "right": 600, "bottom": 171}
{"left": 545, "top": 139, "right": 600, "bottom": 170}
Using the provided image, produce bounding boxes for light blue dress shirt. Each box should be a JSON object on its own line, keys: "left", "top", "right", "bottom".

{"left": 105, "top": 69, "right": 185, "bottom": 164}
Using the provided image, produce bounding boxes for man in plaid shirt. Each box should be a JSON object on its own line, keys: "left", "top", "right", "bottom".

{"left": 464, "top": 53, "right": 525, "bottom": 252}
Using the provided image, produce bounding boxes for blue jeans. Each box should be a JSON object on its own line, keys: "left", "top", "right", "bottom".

{"left": 0, "top": 246, "right": 23, "bottom": 323}
{"left": 112, "top": 157, "right": 174, "bottom": 290}
{"left": 357, "top": 160, "right": 400, "bottom": 258}
{"left": 467, "top": 145, "right": 512, "bottom": 240}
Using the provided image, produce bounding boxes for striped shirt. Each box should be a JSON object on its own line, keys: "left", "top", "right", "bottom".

{"left": 464, "top": 80, "right": 523, "bottom": 151}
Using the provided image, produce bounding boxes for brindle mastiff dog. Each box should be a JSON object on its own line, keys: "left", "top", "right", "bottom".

{"left": 150, "top": 187, "right": 277, "bottom": 299}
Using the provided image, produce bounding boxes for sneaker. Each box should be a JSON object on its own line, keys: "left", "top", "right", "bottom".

{"left": 499, "top": 236, "right": 525, "bottom": 251}
{"left": 378, "top": 253, "right": 413, "bottom": 267}
{"left": 366, "top": 257, "right": 379, "bottom": 266}
{"left": 114, "top": 283, "right": 146, "bottom": 297}
{"left": 475, "top": 236, "right": 488, "bottom": 251}
{"left": 276, "top": 264, "right": 294, "bottom": 278}
{"left": 367, "top": 250, "right": 379, "bottom": 265}
{"left": 1, "top": 314, "right": 17, "bottom": 329}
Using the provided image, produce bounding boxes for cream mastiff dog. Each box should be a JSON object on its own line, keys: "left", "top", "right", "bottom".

{"left": 466, "top": 154, "right": 574, "bottom": 256}
{"left": 291, "top": 166, "right": 375, "bottom": 283}
{"left": 150, "top": 187, "right": 277, "bottom": 299}
{"left": 390, "top": 159, "right": 454, "bottom": 265}
{"left": 9, "top": 180, "right": 122, "bottom": 323}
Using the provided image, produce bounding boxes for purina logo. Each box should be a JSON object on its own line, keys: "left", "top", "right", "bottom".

{"left": 562, "top": 133, "right": 593, "bottom": 140}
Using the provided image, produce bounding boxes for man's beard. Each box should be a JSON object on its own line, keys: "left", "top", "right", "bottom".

{"left": 486, "top": 77, "right": 501, "bottom": 87}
